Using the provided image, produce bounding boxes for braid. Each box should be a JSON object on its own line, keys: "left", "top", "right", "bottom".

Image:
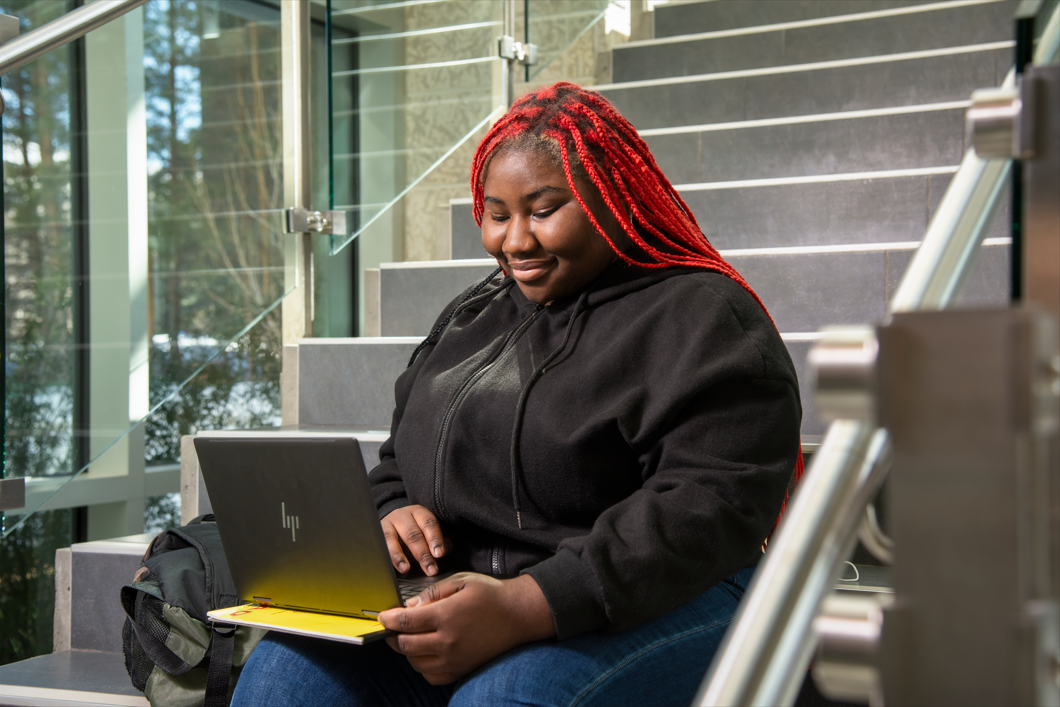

{"left": 470, "top": 81, "right": 802, "bottom": 540}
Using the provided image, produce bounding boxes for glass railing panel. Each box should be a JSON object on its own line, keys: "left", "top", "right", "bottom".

{"left": 328, "top": 0, "right": 504, "bottom": 266}
{"left": 0, "top": 0, "right": 80, "bottom": 667}
{"left": 0, "top": 0, "right": 291, "bottom": 533}
{"left": 325, "top": 0, "right": 627, "bottom": 333}
{"left": 2, "top": 7, "right": 292, "bottom": 669}
{"left": 524, "top": 0, "right": 611, "bottom": 83}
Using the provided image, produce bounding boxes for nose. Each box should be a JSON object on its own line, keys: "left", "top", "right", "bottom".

{"left": 503, "top": 213, "right": 540, "bottom": 258}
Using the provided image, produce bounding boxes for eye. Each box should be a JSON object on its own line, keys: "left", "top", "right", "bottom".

{"left": 533, "top": 206, "right": 558, "bottom": 219}
{"left": 490, "top": 213, "right": 510, "bottom": 223}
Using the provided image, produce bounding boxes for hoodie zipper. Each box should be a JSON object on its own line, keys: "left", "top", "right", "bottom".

{"left": 491, "top": 542, "right": 502, "bottom": 576}
{"left": 433, "top": 305, "right": 544, "bottom": 521}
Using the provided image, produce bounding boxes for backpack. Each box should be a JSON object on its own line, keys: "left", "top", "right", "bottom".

{"left": 120, "top": 515, "right": 267, "bottom": 707}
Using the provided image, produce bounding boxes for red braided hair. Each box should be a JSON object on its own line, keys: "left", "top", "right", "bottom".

{"left": 471, "top": 82, "right": 803, "bottom": 541}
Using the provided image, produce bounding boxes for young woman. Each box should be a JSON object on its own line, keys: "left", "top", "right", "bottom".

{"left": 232, "top": 82, "right": 802, "bottom": 707}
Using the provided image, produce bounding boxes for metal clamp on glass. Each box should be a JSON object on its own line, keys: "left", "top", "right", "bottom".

{"left": 285, "top": 208, "right": 348, "bottom": 236}
{"left": 498, "top": 35, "right": 538, "bottom": 66}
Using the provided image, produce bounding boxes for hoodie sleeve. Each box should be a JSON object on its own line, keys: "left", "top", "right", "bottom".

{"left": 523, "top": 276, "right": 802, "bottom": 639}
{"left": 368, "top": 361, "right": 419, "bottom": 519}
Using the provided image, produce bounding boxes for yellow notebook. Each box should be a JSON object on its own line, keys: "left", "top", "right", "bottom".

{"left": 208, "top": 604, "right": 391, "bottom": 645}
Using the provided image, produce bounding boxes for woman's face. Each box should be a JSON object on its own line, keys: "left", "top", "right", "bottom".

{"left": 481, "top": 148, "right": 618, "bottom": 305}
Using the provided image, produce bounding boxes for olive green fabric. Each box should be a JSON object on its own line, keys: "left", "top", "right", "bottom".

{"left": 161, "top": 603, "right": 211, "bottom": 665}
{"left": 139, "top": 600, "right": 267, "bottom": 706}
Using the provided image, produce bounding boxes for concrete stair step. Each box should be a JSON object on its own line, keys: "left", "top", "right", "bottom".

{"left": 614, "top": 0, "right": 1017, "bottom": 83}
{"left": 731, "top": 240, "right": 1008, "bottom": 334}
{"left": 0, "top": 536, "right": 155, "bottom": 706}
{"left": 688, "top": 170, "right": 1009, "bottom": 250}
{"left": 53, "top": 536, "right": 153, "bottom": 657}
{"left": 450, "top": 198, "right": 484, "bottom": 261}
{"left": 601, "top": 43, "right": 1009, "bottom": 131}
{"left": 653, "top": 0, "right": 937, "bottom": 39}
{"left": 643, "top": 105, "right": 966, "bottom": 185}
{"left": 296, "top": 338, "right": 422, "bottom": 431}
{"left": 380, "top": 260, "right": 498, "bottom": 336}
{"left": 0, "top": 650, "right": 147, "bottom": 707}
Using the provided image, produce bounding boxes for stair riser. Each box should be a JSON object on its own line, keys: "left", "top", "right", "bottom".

{"left": 688, "top": 172, "right": 1009, "bottom": 250}
{"left": 603, "top": 48, "right": 1005, "bottom": 131}
{"left": 380, "top": 262, "right": 498, "bottom": 336}
{"left": 451, "top": 200, "right": 485, "bottom": 260}
{"left": 70, "top": 550, "right": 143, "bottom": 653}
{"left": 615, "top": 0, "right": 1017, "bottom": 82}
{"left": 298, "top": 340, "right": 420, "bottom": 429}
{"left": 644, "top": 109, "right": 965, "bottom": 185}
{"left": 654, "top": 0, "right": 938, "bottom": 39}
{"left": 732, "top": 242, "right": 1008, "bottom": 333}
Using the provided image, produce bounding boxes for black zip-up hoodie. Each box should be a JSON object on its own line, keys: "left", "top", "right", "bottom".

{"left": 370, "top": 261, "right": 802, "bottom": 640}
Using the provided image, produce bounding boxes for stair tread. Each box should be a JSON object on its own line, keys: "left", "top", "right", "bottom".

{"left": 601, "top": 45, "right": 1007, "bottom": 131}
{"left": 614, "top": 0, "right": 1017, "bottom": 82}
{"left": 653, "top": 0, "right": 939, "bottom": 38}
{"left": 0, "top": 650, "right": 146, "bottom": 707}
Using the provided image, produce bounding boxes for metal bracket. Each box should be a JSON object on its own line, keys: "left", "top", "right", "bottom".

{"left": 285, "top": 208, "right": 347, "bottom": 236}
{"left": 498, "top": 35, "right": 538, "bottom": 66}
{"left": 0, "top": 477, "right": 26, "bottom": 512}
{"left": 967, "top": 75, "right": 1038, "bottom": 159}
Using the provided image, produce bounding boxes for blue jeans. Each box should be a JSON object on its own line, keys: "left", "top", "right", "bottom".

{"left": 230, "top": 566, "right": 755, "bottom": 707}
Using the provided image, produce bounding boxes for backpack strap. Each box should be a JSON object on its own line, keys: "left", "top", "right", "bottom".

{"left": 204, "top": 624, "right": 236, "bottom": 707}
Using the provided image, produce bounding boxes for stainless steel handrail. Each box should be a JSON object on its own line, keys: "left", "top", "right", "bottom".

{"left": 0, "top": 0, "right": 148, "bottom": 77}
{"left": 694, "top": 3, "right": 1060, "bottom": 705}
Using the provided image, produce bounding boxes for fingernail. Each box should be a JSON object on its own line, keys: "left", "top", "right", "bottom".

{"left": 405, "top": 596, "right": 420, "bottom": 607}
{"left": 431, "top": 545, "right": 443, "bottom": 557}
{"left": 426, "top": 564, "right": 437, "bottom": 576}
{"left": 398, "top": 562, "right": 408, "bottom": 573}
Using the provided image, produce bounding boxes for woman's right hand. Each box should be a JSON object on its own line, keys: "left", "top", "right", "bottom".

{"left": 381, "top": 505, "right": 449, "bottom": 576}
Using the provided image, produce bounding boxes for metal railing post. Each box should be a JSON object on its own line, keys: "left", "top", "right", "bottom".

{"left": 281, "top": 0, "right": 313, "bottom": 425}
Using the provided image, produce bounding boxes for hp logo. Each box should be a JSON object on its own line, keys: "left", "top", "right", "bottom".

{"left": 281, "top": 502, "right": 299, "bottom": 542}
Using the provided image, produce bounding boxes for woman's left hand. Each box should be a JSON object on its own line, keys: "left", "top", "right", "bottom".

{"left": 378, "top": 573, "right": 555, "bottom": 685}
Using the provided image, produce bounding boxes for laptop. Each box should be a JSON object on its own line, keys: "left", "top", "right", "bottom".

{"left": 194, "top": 436, "right": 444, "bottom": 621}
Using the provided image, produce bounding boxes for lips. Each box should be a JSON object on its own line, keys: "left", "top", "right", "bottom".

{"left": 506, "top": 259, "right": 554, "bottom": 282}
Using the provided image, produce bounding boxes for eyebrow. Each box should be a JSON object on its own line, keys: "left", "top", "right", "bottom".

{"left": 484, "top": 185, "right": 566, "bottom": 205}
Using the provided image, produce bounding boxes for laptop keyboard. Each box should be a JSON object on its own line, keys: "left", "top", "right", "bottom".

{"left": 398, "top": 579, "right": 431, "bottom": 603}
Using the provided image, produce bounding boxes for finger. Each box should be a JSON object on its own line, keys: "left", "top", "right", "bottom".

{"left": 406, "top": 576, "right": 464, "bottom": 608}
{"left": 394, "top": 517, "right": 437, "bottom": 576}
{"left": 380, "top": 521, "right": 410, "bottom": 574}
{"left": 411, "top": 508, "right": 447, "bottom": 558}
{"left": 392, "top": 630, "right": 450, "bottom": 659}
{"left": 378, "top": 605, "right": 438, "bottom": 634}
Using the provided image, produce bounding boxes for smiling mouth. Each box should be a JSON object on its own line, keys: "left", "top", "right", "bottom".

{"left": 507, "top": 260, "right": 554, "bottom": 282}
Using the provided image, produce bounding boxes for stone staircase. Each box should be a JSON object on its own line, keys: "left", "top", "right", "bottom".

{"left": 360, "top": 0, "right": 1014, "bottom": 445}
{"left": 0, "top": 1, "right": 1017, "bottom": 704}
